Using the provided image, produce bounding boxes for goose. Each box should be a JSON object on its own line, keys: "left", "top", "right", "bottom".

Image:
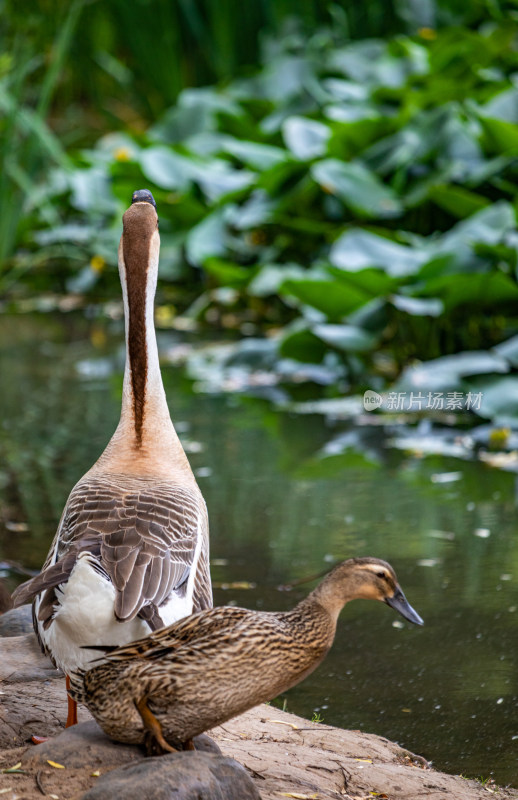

{"left": 69, "top": 557, "right": 423, "bottom": 754}
{"left": 12, "top": 189, "right": 212, "bottom": 730}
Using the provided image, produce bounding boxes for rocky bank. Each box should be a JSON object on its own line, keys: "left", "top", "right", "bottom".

{"left": 0, "top": 617, "right": 516, "bottom": 800}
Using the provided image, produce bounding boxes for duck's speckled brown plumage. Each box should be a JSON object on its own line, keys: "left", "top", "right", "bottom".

{"left": 69, "top": 557, "right": 423, "bottom": 751}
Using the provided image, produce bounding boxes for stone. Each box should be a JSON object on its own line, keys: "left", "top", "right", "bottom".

{"left": 190, "top": 733, "right": 222, "bottom": 755}
{"left": 22, "top": 719, "right": 222, "bottom": 770}
{"left": 0, "top": 632, "right": 60, "bottom": 683}
{"left": 0, "top": 581, "right": 12, "bottom": 614}
{"left": 0, "top": 604, "right": 33, "bottom": 637}
{"left": 79, "top": 751, "right": 261, "bottom": 800}
{"left": 22, "top": 720, "right": 142, "bottom": 769}
{"left": 0, "top": 638, "right": 91, "bottom": 748}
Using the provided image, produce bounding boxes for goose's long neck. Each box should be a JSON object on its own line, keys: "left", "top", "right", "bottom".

{"left": 95, "top": 201, "right": 191, "bottom": 479}
{"left": 119, "top": 214, "right": 166, "bottom": 447}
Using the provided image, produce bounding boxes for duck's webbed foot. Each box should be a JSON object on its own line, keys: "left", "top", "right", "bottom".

{"left": 182, "top": 738, "right": 195, "bottom": 751}
{"left": 135, "top": 695, "right": 177, "bottom": 756}
{"left": 143, "top": 729, "right": 177, "bottom": 757}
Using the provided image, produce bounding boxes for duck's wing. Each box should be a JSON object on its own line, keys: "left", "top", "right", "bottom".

{"left": 12, "top": 477, "right": 211, "bottom": 628}
{"left": 86, "top": 606, "right": 251, "bottom": 663}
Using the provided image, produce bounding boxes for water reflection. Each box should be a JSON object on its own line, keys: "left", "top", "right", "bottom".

{"left": 0, "top": 313, "right": 516, "bottom": 786}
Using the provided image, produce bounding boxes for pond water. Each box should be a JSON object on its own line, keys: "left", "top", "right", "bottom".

{"left": 0, "top": 311, "right": 517, "bottom": 787}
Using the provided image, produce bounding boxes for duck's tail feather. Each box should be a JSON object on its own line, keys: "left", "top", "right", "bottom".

{"left": 81, "top": 644, "right": 119, "bottom": 653}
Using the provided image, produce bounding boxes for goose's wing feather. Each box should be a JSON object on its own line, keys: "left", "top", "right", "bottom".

{"left": 11, "top": 551, "right": 82, "bottom": 608}
{"left": 190, "top": 541, "right": 212, "bottom": 612}
{"left": 65, "top": 479, "right": 204, "bottom": 622}
{"left": 12, "top": 478, "right": 209, "bottom": 625}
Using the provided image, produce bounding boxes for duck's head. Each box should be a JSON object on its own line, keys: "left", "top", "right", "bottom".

{"left": 320, "top": 557, "right": 424, "bottom": 625}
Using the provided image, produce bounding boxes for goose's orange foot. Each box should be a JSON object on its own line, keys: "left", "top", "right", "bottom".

{"left": 65, "top": 675, "right": 78, "bottom": 727}
{"left": 32, "top": 675, "right": 77, "bottom": 742}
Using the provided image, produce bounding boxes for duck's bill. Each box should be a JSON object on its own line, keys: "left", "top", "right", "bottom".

{"left": 385, "top": 588, "right": 424, "bottom": 625}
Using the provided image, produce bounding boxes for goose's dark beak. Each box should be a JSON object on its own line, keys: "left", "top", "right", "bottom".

{"left": 131, "top": 189, "right": 156, "bottom": 208}
{"left": 385, "top": 587, "right": 424, "bottom": 625}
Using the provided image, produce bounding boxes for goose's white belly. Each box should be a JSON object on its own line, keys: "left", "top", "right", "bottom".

{"left": 36, "top": 553, "right": 187, "bottom": 674}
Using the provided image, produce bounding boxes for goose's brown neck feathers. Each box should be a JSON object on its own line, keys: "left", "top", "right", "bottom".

{"left": 121, "top": 202, "right": 157, "bottom": 448}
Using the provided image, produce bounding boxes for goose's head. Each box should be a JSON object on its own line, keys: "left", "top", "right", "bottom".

{"left": 318, "top": 557, "right": 424, "bottom": 625}
{"left": 131, "top": 188, "right": 156, "bottom": 208}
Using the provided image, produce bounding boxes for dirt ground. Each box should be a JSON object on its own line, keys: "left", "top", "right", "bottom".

{"left": 0, "top": 632, "right": 516, "bottom": 800}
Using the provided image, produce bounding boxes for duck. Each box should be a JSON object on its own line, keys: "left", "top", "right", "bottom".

{"left": 12, "top": 189, "right": 212, "bottom": 730}
{"left": 68, "top": 557, "right": 423, "bottom": 754}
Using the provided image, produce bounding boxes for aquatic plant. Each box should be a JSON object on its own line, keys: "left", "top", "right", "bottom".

{"left": 5, "top": 14, "right": 518, "bottom": 427}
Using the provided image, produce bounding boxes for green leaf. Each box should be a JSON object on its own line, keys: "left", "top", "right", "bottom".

{"left": 421, "top": 351, "right": 509, "bottom": 378}
{"left": 479, "top": 117, "right": 518, "bottom": 155}
{"left": 493, "top": 334, "right": 518, "bottom": 368}
{"left": 466, "top": 375, "right": 518, "bottom": 425}
{"left": 195, "top": 160, "right": 255, "bottom": 202}
{"left": 185, "top": 210, "right": 227, "bottom": 266}
{"left": 391, "top": 295, "right": 443, "bottom": 317}
{"left": 313, "top": 323, "right": 377, "bottom": 352}
{"left": 150, "top": 102, "right": 213, "bottom": 144}
{"left": 330, "top": 39, "right": 426, "bottom": 89}
{"left": 279, "top": 327, "right": 327, "bottom": 364}
{"left": 428, "top": 185, "right": 489, "bottom": 219}
{"left": 202, "top": 257, "right": 255, "bottom": 288}
{"left": 329, "top": 229, "right": 427, "bottom": 277}
{"left": 323, "top": 78, "right": 370, "bottom": 103}
{"left": 226, "top": 192, "right": 276, "bottom": 230}
{"left": 326, "top": 116, "right": 388, "bottom": 160}
{"left": 69, "top": 168, "right": 116, "bottom": 213}
{"left": 419, "top": 272, "right": 518, "bottom": 312}
{"left": 248, "top": 263, "right": 307, "bottom": 297}
{"left": 398, "top": 351, "right": 509, "bottom": 395}
{"left": 327, "top": 266, "right": 396, "bottom": 296}
{"left": 282, "top": 278, "right": 372, "bottom": 319}
{"left": 481, "top": 87, "right": 518, "bottom": 124}
{"left": 311, "top": 159, "right": 403, "bottom": 219}
{"left": 221, "top": 138, "right": 286, "bottom": 170}
{"left": 256, "top": 159, "right": 306, "bottom": 194}
{"left": 282, "top": 116, "right": 331, "bottom": 160}
{"left": 150, "top": 87, "right": 240, "bottom": 143}
{"left": 435, "top": 202, "right": 516, "bottom": 262}
{"left": 361, "top": 108, "right": 444, "bottom": 175}
{"left": 258, "top": 54, "right": 319, "bottom": 104}
{"left": 139, "top": 147, "right": 195, "bottom": 191}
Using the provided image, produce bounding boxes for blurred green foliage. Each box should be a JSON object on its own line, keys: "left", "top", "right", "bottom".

{"left": 3, "top": 1, "right": 518, "bottom": 424}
